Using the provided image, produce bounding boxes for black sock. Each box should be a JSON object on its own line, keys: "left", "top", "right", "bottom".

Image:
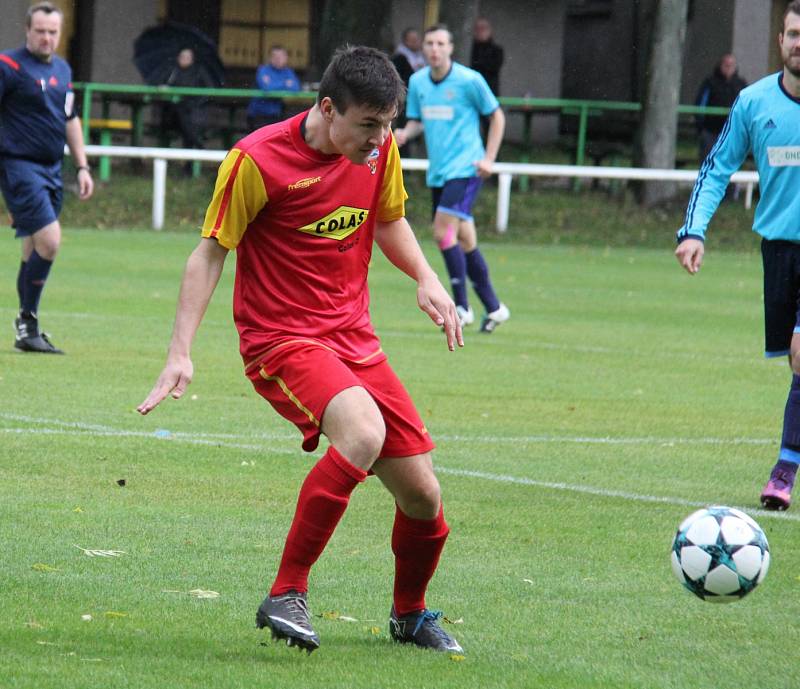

{"left": 16, "top": 260, "right": 26, "bottom": 311}
{"left": 21, "top": 250, "right": 53, "bottom": 316}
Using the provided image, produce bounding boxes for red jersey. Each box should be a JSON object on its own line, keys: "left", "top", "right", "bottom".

{"left": 201, "top": 111, "right": 407, "bottom": 371}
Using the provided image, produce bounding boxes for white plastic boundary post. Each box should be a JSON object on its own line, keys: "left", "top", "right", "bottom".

{"left": 153, "top": 158, "right": 167, "bottom": 230}
{"left": 497, "top": 173, "right": 512, "bottom": 233}
{"left": 75, "top": 146, "right": 760, "bottom": 231}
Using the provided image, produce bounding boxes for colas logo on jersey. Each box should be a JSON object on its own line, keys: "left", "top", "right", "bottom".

{"left": 367, "top": 147, "right": 379, "bottom": 175}
{"left": 297, "top": 206, "right": 369, "bottom": 240}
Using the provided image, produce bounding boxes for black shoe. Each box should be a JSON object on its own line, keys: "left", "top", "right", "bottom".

{"left": 14, "top": 313, "right": 64, "bottom": 354}
{"left": 256, "top": 590, "right": 320, "bottom": 653}
{"left": 389, "top": 607, "right": 463, "bottom": 653}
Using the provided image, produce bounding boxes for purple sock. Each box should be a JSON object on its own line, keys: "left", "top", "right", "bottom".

{"left": 778, "top": 374, "right": 800, "bottom": 468}
{"left": 465, "top": 248, "right": 500, "bottom": 313}
{"left": 21, "top": 250, "right": 53, "bottom": 316}
{"left": 441, "top": 245, "right": 468, "bottom": 309}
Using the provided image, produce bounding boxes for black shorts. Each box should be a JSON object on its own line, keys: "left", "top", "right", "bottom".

{"left": 0, "top": 157, "right": 63, "bottom": 236}
{"left": 761, "top": 238, "right": 800, "bottom": 358}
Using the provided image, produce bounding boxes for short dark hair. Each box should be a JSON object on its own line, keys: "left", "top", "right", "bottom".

{"left": 317, "top": 45, "right": 405, "bottom": 114}
{"left": 401, "top": 27, "right": 418, "bottom": 41}
{"left": 26, "top": 2, "right": 62, "bottom": 28}
{"left": 424, "top": 24, "right": 453, "bottom": 42}
{"left": 784, "top": 1, "right": 800, "bottom": 26}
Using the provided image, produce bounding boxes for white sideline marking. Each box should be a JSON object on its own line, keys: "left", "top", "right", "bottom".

{"left": 1, "top": 412, "right": 795, "bottom": 522}
{"left": 435, "top": 466, "right": 800, "bottom": 523}
{"left": 0, "top": 413, "right": 775, "bottom": 448}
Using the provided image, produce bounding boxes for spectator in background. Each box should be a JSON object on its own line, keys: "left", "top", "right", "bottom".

{"left": 391, "top": 28, "right": 425, "bottom": 157}
{"left": 1, "top": 2, "right": 94, "bottom": 354}
{"left": 695, "top": 53, "right": 747, "bottom": 162}
{"left": 391, "top": 28, "right": 425, "bottom": 86}
{"left": 162, "top": 47, "right": 213, "bottom": 174}
{"left": 247, "top": 45, "right": 300, "bottom": 130}
{"left": 470, "top": 17, "right": 503, "bottom": 96}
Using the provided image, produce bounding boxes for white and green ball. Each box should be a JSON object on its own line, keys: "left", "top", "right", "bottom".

{"left": 670, "top": 506, "right": 770, "bottom": 602}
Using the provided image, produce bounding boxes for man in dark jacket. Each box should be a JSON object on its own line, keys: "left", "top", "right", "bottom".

{"left": 695, "top": 53, "right": 747, "bottom": 162}
{"left": 469, "top": 17, "right": 503, "bottom": 96}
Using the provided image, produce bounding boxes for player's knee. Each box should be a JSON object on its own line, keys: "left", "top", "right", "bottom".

{"left": 791, "top": 351, "right": 800, "bottom": 376}
{"left": 343, "top": 418, "right": 386, "bottom": 469}
{"left": 402, "top": 476, "right": 441, "bottom": 519}
{"left": 458, "top": 237, "right": 476, "bottom": 252}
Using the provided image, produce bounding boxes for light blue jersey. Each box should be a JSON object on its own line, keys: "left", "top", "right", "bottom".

{"left": 678, "top": 73, "right": 800, "bottom": 242}
{"left": 406, "top": 62, "right": 499, "bottom": 188}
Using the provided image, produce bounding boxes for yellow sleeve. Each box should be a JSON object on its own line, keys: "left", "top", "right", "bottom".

{"left": 376, "top": 136, "right": 408, "bottom": 223}
{"left": 201, "top": 149, "right": 268, "bottom": 249}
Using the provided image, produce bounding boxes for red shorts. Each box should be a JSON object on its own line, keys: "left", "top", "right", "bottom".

{"left": 246, "top": 341, "right": 435, "bottom": 457}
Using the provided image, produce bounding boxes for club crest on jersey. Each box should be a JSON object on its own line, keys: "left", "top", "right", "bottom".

{"left": 367, "top": 147, "right": 379, "bottom": 175}
{"left": 298, "top": 206, "right": 369, "bottom": 240}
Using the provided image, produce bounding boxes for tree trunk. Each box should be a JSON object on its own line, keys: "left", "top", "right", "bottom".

{"left": 439, "top": 0, "right": 480, "bottom": 64}
{"left": 634, "top": 0, "right": 689, "bottom": 207}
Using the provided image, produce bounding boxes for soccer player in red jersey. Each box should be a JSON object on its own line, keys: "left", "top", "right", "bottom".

{"left": 138, "top": 46, "right": 464, "bottom": 654}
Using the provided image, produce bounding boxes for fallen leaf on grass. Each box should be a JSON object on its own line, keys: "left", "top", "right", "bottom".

{"left": 36, "top": 641, "right": 58, "bottom": 646}
{"left": 81, "top": 614, "right": 93, "bottom": 622}
{"left": 25, "top": 620, "right": 44, "bottom": 629}
{"left": 31, "top": 563, "right": 59, "bottom": 572}
{"left": 443, "top": 617, "right": 464, "bottom": 625}
{"left": 74, "top": 545, "right": 125, "bottom": 558}
{"left": 319, "top": 611, "right": 370, "bottom": 623}
{"left": 104, "top": 611, "right": 128, "bottom": 618}
{"left": 367, "top": 626, "right": 381, "bottom": 635}
{"left": 188, "top": 589, "right": 220, "bottom": 599}
{"left": 73, "top": 506, "right": 84, "bottom": 513}
{"left": 450, "top": 654, "right": 466, "bottom": 662}
{"left": 522, "top": 578, "right": 534, "bottom": 584}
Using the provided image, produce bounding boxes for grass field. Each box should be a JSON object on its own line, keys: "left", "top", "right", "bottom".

{"left": 1, "top": 226, "right": 798, "bottom": 689}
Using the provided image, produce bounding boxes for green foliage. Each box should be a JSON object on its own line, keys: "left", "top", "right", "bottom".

{"left": 0, "top": 230, "right": 797, "bottom": 688}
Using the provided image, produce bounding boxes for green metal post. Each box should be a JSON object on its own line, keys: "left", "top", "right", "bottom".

{"left": 574, "top": 104, "right": 589, "bottom": 190}
{"left": 519, "top": 108, "right": 532, "bottom": 193}
{"left": 99, "top": 130, "right": 112, "bottom": 181}
{"left": 81, "top": 85, "right": 91, "bottom": 140}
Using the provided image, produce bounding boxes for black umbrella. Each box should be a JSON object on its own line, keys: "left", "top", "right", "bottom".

{"left": 133, "top": 21, "right": 225, "bottom": 87}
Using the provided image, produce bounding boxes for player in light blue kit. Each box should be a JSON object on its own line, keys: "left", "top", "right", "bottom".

{"left": 675, "top": 1, "right": 800, "bottom": 510}
{"left": 395, "top": 25, "right": 509, "bottom": 333}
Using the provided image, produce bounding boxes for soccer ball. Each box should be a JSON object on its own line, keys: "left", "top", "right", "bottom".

{"left": 670, "top": 506, "right": 770, "bottom": 602}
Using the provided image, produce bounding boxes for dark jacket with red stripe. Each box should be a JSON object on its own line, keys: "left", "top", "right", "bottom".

{"left": 0, "top": 47, "right": 76, "bottom": 164}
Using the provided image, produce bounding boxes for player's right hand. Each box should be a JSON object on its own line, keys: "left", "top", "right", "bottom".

{"left": 674, "top": 238, "right": 705, "bottom": 275}
{"left": 137, "top": 357, "right": 194, "bottom": 415}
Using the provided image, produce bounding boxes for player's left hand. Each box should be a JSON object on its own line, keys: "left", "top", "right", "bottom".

{"left": 473, "top": 157, "right": 494, "bottom": 179}
{"left": 77, "top": 168, "right": 94, "bottom": 200}
{"left": 416, "top": 275, "right": 464, "bottom": 351}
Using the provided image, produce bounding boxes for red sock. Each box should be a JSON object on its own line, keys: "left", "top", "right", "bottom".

{"left": 391, "top": 503, "right": 449, "bottom": 616}
{"left": 270, "top": 446, "right": 366, "bottom": 596}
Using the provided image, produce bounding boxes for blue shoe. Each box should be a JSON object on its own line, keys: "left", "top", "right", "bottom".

{"left": 389, "top": 607, "right": 463, "bottom": 653}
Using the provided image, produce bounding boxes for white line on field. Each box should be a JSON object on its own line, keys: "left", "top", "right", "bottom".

{"left": 1, "top": 413, "right": 795, "bottom": 523}
{"left": 435, "top": 466, "right": 800, "bottom": 523}
{"left": 0, "top": 412, "right": 775, "bottom": 448}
